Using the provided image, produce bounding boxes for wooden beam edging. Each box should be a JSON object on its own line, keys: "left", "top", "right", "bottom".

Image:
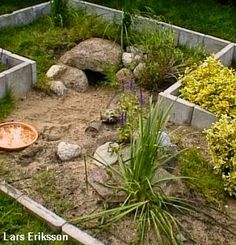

{"left": 0, "top": 180, "right": 104, "bottom": 245}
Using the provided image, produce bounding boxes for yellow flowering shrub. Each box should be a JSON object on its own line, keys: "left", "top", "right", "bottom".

{"left": 205, "top": 115, "right": 236, "bottom": 196}
{"left": 180, "top": 56, "right": 236, "bottom": 118}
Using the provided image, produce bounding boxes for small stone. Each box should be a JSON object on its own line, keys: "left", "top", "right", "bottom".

{"left": 133, "top": 63, "right": 146, "bottom": 79}
{"left": 46, "top": 65, "right": 67, "bottom": 80}
{"left": 122, "top": 52, "right": 136, "bottom": 69}
{"left": 177, "top": 233, "right": 187, "bottom": 242}
{"left": 116, "top": 68, "right": 133, "bottom": 84}
{"left": 160, "top": 131, "right": 171, "bottom": 146}
{"left": 61, "top": 67, "right": 89, "bottom": 92}
{"left": 126, "top": 46, "right": 141, "bottom": 55}
{"left": 93, "top": 142, "right": 119, "bottom": 167}
{"left": 57, "top": 142, "right": 81, "bottom": 161}
{"left": 88, "top": 167, "right": 126, "bottom": 202}
{"left": 49, "top": 81, "right": 67, "bottom": 96}
{"left": 153, "top": 168, "right": 185, "bottom": 196}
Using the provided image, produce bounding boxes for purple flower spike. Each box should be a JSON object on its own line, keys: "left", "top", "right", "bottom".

{"left": 119, "top": 113, "right": 125, "bottom": 126}
{"left": 139, "top": 88, "right": 144, "bottom": 105}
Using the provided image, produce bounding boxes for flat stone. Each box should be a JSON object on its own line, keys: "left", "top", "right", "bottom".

{"left": 153, "top": 168, "right": 185, "bottom": 196}
{"left": 93, "top": 142, "right": 119, "bottom": 167}
{"left": 88, "top": 167, "right": 126, "bottom": 203}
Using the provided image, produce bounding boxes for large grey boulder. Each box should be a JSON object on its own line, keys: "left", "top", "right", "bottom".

{"left": 60, "top": 38, "right": 122, "bottom": 73}
{"left": 61, "top": 67, "right": 89, "bottom": 92}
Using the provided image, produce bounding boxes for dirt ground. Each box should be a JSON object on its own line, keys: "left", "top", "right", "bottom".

{"left": 1, "top": 87, "right": 236, "bottom": 244}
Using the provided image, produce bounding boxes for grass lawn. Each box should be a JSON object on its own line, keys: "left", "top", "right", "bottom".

{"left": 0, "top": 0, "right": 47, "bottom": 15}
{"left": 0, "top": 192, "right": 76, "bottom": 244}
{"left": 87, "top": 0, "right": 236, "bottom": 42}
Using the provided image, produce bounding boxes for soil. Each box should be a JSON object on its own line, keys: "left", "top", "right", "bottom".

{"left": 0, "top": 87, "right": 236, "bottom": 244}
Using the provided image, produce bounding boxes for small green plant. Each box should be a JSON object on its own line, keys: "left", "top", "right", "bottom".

{"left": 179, "top": 149, "right": 225, "bottom": 203}
{"left": 205, "top": 115, "right": 236, "bottom": 197}
{"left": 131, "top": 28, "right": 205, "bottom": 91}
{"left": 0, "top": 90, "right": 14, "bottom": 121}
{"left": 73, "top": 100, "right": 192, "bottom": 244}
{"left": 50, "top": 0, "right": 70, "bottom": 27}
{"left": 180, "top": 56, "right": 236, "bottom": 118}
{"left": 117, "top": 91, "right": 141, "bottom": 142}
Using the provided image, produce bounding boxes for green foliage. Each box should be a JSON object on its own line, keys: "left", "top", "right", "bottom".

{"left": 179, "top": 149, "right": 225, "bottom": 203}
{"left": 86, "top": 0, "right": 236, "bottom": 42}
{"left": 205, "top": 116, "right": 236, "bottom": 197}
{"left": 180, "top": 56, "right": 236, "bottom": 118}
{"left": 0, "top": 12, "right": 120, "bottom": 90}
{"left": 75, "top": 100, "right": 191, "bottom": 244}
{"left": 0, "top": 192, "right": 75, "bottom": 244}
{"left": 117, "top": 92, "right": 141, "bottom": 142}
{"left": 33, "top": 169, "right": 72, "bottom": 215}
{"left": 132, "top": 29, "right": 205, "bottom": 91}
{"left": 0, "top": 0, "right": 46, "bottom": 15}
{"left": 0, "top": 91, "right": 15, "bottom": 121}
{"left": 50, "top": 0, "right": 70, "bottom": 27}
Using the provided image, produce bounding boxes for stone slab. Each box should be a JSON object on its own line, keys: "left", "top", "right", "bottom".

{"left": 162, "top": 81, "right": 181, "bottom": 96}
{"left": 203, "top": 35, "right": 230, "bottom": 54}
{"left": 174, "top": 26, "right": 205, "bottom": 49}
{"left": 214, "top": 43, "right": 235, "bottom": 67}
{"left": 62, "top": 223, "right": 104, "bottom": 245}
{"left": 70, "top": 0, "right": 122, "bottom": 24}
{"left": 191, "top": 105, "right": 217, "bottom": 130}
{"left": 18, "top": 195, "right": 66, "bottom": 230}
{"left": 158, "top": 92, "right": 194, "bottom": 125}
{"left": 0, "top": 181, "right": 23, "bottom": 200}
{"left": 0, "top": 3, "right": 50, "bottom": 29}
{"left": 0, "top": 73, "right": 7, "bottom": 98}
{"left": 5, "top": 62, "right": 32, "bottom": 97}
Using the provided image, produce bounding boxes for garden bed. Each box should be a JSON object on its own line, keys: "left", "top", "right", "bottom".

{"left": 0, "top": 86, "right": 235, "bottom": 244}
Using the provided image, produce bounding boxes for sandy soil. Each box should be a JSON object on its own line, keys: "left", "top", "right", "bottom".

{"left": 0, "top": 87, "right": 236, "bottom": 244}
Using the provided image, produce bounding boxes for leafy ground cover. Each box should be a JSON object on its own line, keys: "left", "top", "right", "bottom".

{"left": 88, "top": 0, "right": 236, "bottom": 42}
{"left": 0, "top": 192, "right": 76, "bottom": 245}
{"left": 0, "top": 0, "right": 47, "bottom": 15}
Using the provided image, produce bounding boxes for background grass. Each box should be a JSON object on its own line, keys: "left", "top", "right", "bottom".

{"left": 87, "top": 0, "right": 236, "bottom": 42}
{"left": 0, "top": 0, "right": 47, "bottom": 15}
{"left": 0, "top": 192, "right": 76, "bottom": 245}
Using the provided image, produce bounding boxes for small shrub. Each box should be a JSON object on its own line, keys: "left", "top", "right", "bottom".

{"left": 180, "top": 56, "right": 236, "bottom": 117}
{"left": 117, "top": 91, "right": 141, "bottom": 142}
{"left": 205, "top": 115, "right": 236, "bottom": 196}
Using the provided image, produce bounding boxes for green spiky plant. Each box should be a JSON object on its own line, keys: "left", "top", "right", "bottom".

{"left": 73, "top": 99, "right": 191, "bottom": 244}
{"left": 50, "top": 0, "right": 70, "bottom": 27}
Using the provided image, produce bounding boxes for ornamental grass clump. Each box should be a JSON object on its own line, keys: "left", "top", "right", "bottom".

{"left": 205, "top": 116, "right": 236, "bottom": 196}
{"left": 180, "top": 56, "right": 236, "bottom": 118}
{"left": 74, "top": 100, "right": 191, "bottom": 244}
